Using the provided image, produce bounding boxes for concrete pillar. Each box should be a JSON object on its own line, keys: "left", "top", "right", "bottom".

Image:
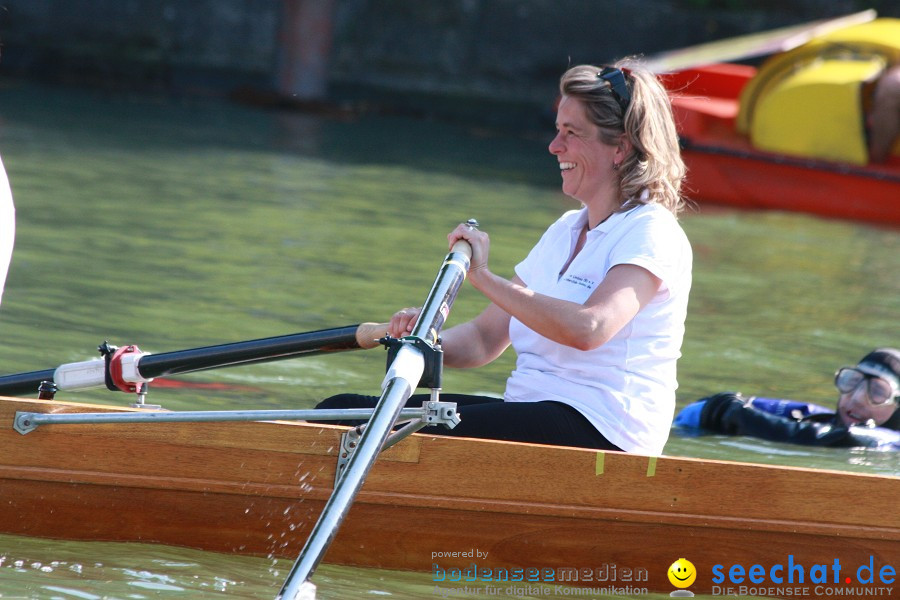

{"left": 276, "top": 0, "right": 336, "bottom": 101}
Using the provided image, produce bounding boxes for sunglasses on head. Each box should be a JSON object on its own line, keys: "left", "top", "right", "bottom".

{"left": 598, "top": 67, "right": 631, "bottom": 112}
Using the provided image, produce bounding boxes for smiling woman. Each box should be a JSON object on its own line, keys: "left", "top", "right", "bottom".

{"left": 317, "top": 59, "right": 692, "bottom": 456}
{"left": 550, "top": 62, "right": 686, "bottom": 217}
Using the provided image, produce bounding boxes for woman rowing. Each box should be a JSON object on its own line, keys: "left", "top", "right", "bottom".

{"left": 675, "top": 348, "right": 900, "bottom": 450}
{"left": 317, "top": 60, "right": 692, "bottom": 455}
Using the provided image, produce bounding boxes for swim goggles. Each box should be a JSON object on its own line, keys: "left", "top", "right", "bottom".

{"left": 834, "top": 367, "right": 900, "bottom": 405}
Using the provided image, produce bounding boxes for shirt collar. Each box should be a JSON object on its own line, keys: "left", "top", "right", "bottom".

{"left": 569, "top": 205, "right": 636, "bottom": 236}
{"left": 571, "top": 190, "right": 649, "bottom": 235}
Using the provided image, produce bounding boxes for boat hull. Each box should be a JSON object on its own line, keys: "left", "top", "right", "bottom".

{"left": 1, "top": 397, "right": 898, "bottom": 597}
{"left": 664, "top": 63, "right": 900, "bottom": 226}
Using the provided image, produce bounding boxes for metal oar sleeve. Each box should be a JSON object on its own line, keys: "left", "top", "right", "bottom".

{"left": 411, "top": 242, "right": 472, "bottom": 345}
{"left": 277, "top": 240, "right": 472, "bottom": 599}
{"left": 277, "top": 346, "right": 424, "bottom": 600}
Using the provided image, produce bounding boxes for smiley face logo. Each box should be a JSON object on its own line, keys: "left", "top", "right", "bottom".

{"left": 667, "top": 558, "right": 696, "bottom": 589}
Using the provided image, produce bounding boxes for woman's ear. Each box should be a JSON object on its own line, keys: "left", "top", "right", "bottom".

{"left": 615, "top": 135, "right": 633, "bottom": 163}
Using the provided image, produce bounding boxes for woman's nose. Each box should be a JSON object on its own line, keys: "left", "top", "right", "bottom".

{"left": 549, "top": 131, "right": 564, "bottom": 155}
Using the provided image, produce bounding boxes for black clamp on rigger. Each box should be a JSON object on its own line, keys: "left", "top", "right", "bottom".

{"left": 380, "top": 335, "right": 443, "bottom": 390}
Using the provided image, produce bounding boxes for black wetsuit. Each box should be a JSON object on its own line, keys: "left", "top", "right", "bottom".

{"left": 681, "top": 392, "right": 900, "bottom": 450}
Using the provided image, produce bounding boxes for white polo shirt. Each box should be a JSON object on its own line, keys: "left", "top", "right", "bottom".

{"left": 505, "top": 203, "right": 692, "bottom": 455}
{"left": 0, "top": 156, "right": 14, "bottom": 307}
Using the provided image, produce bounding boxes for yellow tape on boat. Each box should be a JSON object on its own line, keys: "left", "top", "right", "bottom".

{"left": 595, "top": 453, "right": 656, "bottom": 476}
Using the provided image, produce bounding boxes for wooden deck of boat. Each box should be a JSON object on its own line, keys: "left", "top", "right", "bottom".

{"left": 1, "top": 397, "right": 897, "bottom": 597}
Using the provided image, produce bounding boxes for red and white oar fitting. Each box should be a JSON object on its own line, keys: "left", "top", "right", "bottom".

{"left": 106, "top": 344, "right": 154, "bottom": 393}
{"left": 51, "top": 343, "right": 153, "bottom": 393}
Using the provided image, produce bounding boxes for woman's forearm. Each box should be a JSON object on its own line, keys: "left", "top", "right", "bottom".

{"left": 441, "top": 304, "right": 512, "bottom": 368}
{"left": 467, "top": 264, "right": 658, "bottom": 351}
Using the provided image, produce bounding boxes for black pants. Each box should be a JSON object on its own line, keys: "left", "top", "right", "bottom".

{"left": 314, "top": 393, "right": 622, "bottom": 451}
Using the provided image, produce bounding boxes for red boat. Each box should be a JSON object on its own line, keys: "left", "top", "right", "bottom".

{"left": 658, "top": 17, "right": 900, "bottom": 227}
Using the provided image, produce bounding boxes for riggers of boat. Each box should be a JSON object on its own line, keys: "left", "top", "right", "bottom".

{"left": 1, "top": 395, "right": 897, "bottom": 598}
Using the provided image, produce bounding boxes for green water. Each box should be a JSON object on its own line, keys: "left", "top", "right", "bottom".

{"left": 0, "top": 80, "right": 897, "bottom": 598}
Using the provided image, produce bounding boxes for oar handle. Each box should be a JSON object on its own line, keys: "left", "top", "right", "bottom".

{"left": 354, "top": 322, "right": 389, "bottom": 350}
{"left": 450, "top": 239, "right": 472, "bottom": 258}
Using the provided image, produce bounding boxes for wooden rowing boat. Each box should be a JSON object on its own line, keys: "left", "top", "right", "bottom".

{"left": 2, "top": 395, "right": 897, "bottom": 598}
{"left": 659, "top": 17, "right": 900, "bottom": 227}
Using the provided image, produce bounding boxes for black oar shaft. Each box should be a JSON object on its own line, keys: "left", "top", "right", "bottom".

{"left": 0, "top": 323, "right": 388, "bottom": 398}
{"left": 136, "top": 325, "right": 362, "bottom": 379}
{"left": 0, "top": 369, "right": 58, "bottom": 397}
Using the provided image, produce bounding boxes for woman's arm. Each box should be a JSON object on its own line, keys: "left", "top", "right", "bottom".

{"left": 386, "top": 219, "right": 660, "bottom": 362}
{"left": 469, "top": 263, "right": 660, "bottom": 351}
{"left": 439, "top": 300, "right": 512, "bottom": 368}
{"left": 386, "top": 292, "right": 513, "bottom": 369}
{"left": 448, "top": 222, "right": 661, "bottom": 351}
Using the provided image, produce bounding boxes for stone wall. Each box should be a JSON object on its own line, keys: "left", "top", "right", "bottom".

{"left": 0, "top": 0, "right": 280, "bottom": 92}
{"left": 1, "top": 0, "right": 895, "bottom": 126}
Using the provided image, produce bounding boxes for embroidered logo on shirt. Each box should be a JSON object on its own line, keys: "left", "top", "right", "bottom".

{"left": 562, "top": 274, "right": 596, "bottom": 289}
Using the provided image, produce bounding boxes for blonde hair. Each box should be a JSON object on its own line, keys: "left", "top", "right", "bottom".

{"left": 559, "top": 59, "right": 687, "bottom": 214}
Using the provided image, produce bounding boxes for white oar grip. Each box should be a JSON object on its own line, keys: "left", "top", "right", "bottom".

{"left": 450, "top": 239, "right": 472, "bottom": 259}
